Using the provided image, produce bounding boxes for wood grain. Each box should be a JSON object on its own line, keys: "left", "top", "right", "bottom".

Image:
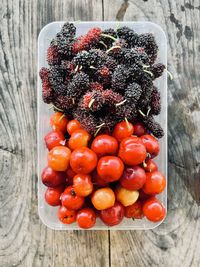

{"left": 0, "top": 0, "right": 200, "bottom": 266}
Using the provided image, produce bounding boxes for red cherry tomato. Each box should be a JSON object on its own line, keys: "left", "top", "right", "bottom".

{"left": 125, "top": 201, "right": 144, "bottom": 219}
{"left": 112, "top": 121, "right": 134, "bottom": 142}
{"left": 91, "top": 134, "right": 118, "bottom": 157}
{"left": 70, "top": 147, "right": 97, "bottom": 174}
{"left": 140, "top": 134, "right": 160, "bottom": 158}
{"left": 143, "top": 197, "right": 166, "bottom": 222}
{"left": 143, "top": 159, "right": 158, "bottom": 172}
{"left": 73, "top": 174, "right": 93, "bottom": 197}
{"left": 44, "top": 130, "right": 65, "bottom": 150}
{"left": 66, "top": 167, "right": 76, "bottom": 185}
{"left": 133, "top": 123, "right": 146, "bottom": 137}
{"left": 118, "top": 136, "right": 147, "bottom": 166}
{"left": 100, "top": 202, "right": 125, "bottom": 226}
{"left": 48, "top": 146, "right": 71, "bottom": 171}
{"left": 41, "top": 166, "right": 66, "bottom": 187}
{"left": 120, "top": 166, "right": 146, "bottom": 190}
{"left": 68, "top": 129, "right": 91, "bottom": 150}
{"left": 91, "top": 187, "right": 115, "bottom": 210}
{"left": 61, "top": 186, "right": 84, "bottom": 210}
{"left": 97, "top": 156, "right": 124, "bottom": 182}
{"left": 67, "top": 119, "right": 81, "bottom": 135}
{"left": 57, "top": 206, "right": 76, "bottom": 224}
{"left": 76, "top": 208, "right": 96, "bottom": 229}
{"left": 92, "top": 171, "right": 109, "bottom": 187}
{"left": 143, "top": 171, "right": 166, "bottom": 195}
{"left": 45, "top": 186, "right": 64, "bottom": 206}
{"left": 50, "top": 112, "right": 68, "bottom": 133}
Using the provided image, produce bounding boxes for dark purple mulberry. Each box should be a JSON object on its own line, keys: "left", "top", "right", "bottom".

{"left": 142, "top": 115, "right": 164, "bottom": 138}
{"left": 151, "top": 63, "right": 165, "bottom": 79}
{"left": 117, "top": 26, "right": 138, "bottom": 47}
{"left": 125, "top": 83, "right": 142, "bottom": 104}
{"left": 137, "top": 33, "right": 158, "bottom": 64}
{"left": 150, "top": 86, "right": 161, "bottom": 115}
{"left": 67, "top": 72, "right": 89, "bottom": 98}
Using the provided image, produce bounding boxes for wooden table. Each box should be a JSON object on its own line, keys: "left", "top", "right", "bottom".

{"left": 0, "top": 0, "right": 200, "bottom": 266}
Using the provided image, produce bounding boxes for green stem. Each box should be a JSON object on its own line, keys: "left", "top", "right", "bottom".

{"left": 101, "top": 33, "right": 118, "bottom": 42}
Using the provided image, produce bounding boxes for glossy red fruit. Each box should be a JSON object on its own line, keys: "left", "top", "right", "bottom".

{"left": 133, "top": 123, "right": 146, "bottom": 137}
{"left": 67, "top": 119, "right": 82, "bottom": 135}
{"left": 112, "top": 121, "right": 134, "bottom": 142}
{"left": 143, "top": 171, "right": 166, "bottom": 195}
{"left": 140, "top": 134, "right": 160, "bottom": 158}
{"left": 92, "top": 171, "right": 109, "bottom": 187}
{"left": 73, "top": 174, "right": 93, "bottom": 197}
{"left": 143, "top": 159, "right": 158, "bottom": 172}
{"left": 125, "top": 201, "right": 144, "bottom": 219}
{"left": 76, "top": 208, "right": 96, "bottom": 229}
{"left": 118, "top": 136, "right": 147, "bottom": 166}
{"left": 45, "top": 186, "right": 64, "bottom": 206}
{"left": 143, "top": 197, "right": 166, "bottom": 222}
{"left": 50, "top": 112, "right": 68, "bottom": 133}
{"left": 48, "top": 146, "right": 71, "bottom": 171}
{"left": 44, "top": 130, "right": 65, "bottom": 150}
{"left": 61, "top": 186, "right": 84, "bottom": 210}
{"left": 97, "top": 156, "right": 124, "bottom": 182}
{"left": 57, "top": 206, "right": 76, "bottom": 224}
{"left": 41, "top": 166, "right": 66, "bottom": 187}
{"left": 68, "top": 129, "right": 91, "bottom": 150}
{"left": 70, "top": 147, "right": 98, "bottom": 174}
{"left": 100, "top": 202, "right": 125, "bottom": 226}
{"left": 120, "top": 166, "right": 146, "bottom": 190}
{"left": 91, "top": 134, "right": 118, "bottom": 157}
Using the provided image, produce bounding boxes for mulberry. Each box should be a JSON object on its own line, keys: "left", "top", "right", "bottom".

{"left": 117, "top": 26, "right": 138, "bottom": 47}
{"left": 53, "top": 94, "right": 75, "bottom": 111}
{"left": 79, "top": 90, "right": 105, "bottom": 112}
{"left": 151, "top": 63, "right": 165, "bottom": 79}
{"left": 47, "top": 46, "right": 60, "bottom": 65}
{"left": 67, "top": 72, "right": 89, "bottom": 98}
{"left": 137, "top": 33, "right": 158, "bottom": 64}
{"left": 61, "top": 22, "right": 76, "bottom": 37}
{"left": 142, "top": 115, "right": 164, "bottom": 138}
{"left": 125, "top": 83, "right": 142, "bottom": 104}
{"left": 73, "top": 109, "right": 98, "bottom": 135}
{"left": 150, "top": 86, "right": 161, "bottom": 115}
{"left": 111, "top": 65, "right": 128, "bottom": 92}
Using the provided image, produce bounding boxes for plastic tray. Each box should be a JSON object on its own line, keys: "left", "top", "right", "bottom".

{"left": 37, "top": 21, "right": 167, "bottom": 230}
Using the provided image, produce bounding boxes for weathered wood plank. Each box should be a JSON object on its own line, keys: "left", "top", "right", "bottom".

{"left": 0, "top": 1, "right": 109, "bottom": 267}
{"left": 104, "top": 0, "right": 200, "bottom": 266}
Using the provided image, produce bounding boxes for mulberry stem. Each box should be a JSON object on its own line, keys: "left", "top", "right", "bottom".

{"left": 58, "top": 114, "right": 65, "bottom": 122}
{"left": 138, "top": 110, "right": 146, "bottom": 117}
{"left": 125, "top": 117, "right": 131, "bottom": 131}
{"left": 143, "top": 69, "right": 153, "bottom": 77}
{"left": 99, "top": 41, "right": 108, "bottom": 49}
{"left": 115, "top": 99, "right": 127, "bottom": 107}
{"left": 101, "top": 33, "right": 118, "bottom": 42}
{"left": 106, "top": 45, "right": 121, "bottom": 54}
{"left": 88, "top": 98, "right": 95, "bottom": 108}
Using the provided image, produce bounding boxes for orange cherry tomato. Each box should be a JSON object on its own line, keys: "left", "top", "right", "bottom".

{"left": 70, "top": 147, "right": 97, "bottom": 174}
{"left": 115, "top": 186, "right": 139, "bottom": 207}
{"left": 48, "top": 146, "right": 71, "bottom": 171}
{"left": 68, "top": 129, "right": 91, "bottom": 150}
{"left": 44, "top": 130, "right": 65, "bottom": 150}
{"left": 143, "top": 159, "right": 158, "bottom": 172}
{"left": 73, "top": 174, "right": 93, "bottom": 197}
{"left": 57, "top": 206, "right": 76, "bottom": 224}
{"left": 133, "top": 123, "right": 146, "bottom": 137}
{"left": 50, "top": 112, "right": 68, "bottom": 133}
{"left": 76, "top": 208, "right": 96, "bottom": 229}
{"left": 118, "top": 136, "right": 147, "bottom": 166}
{"left": 91, "top": 134, "right": 118, "bottom": 157}
{"left": 67, "top": 119, "right": 82, "bottom": 135}
{"left": 91, "top": 187, "right": 115, "bottom": 210}
{"left": 143, "top": 171, "right": 166, "bottom": 195}
{"left": 45, "top": 186, "right": 64, "bottom": 206}
{"left": 97, "top": 156, "right": 124, "bottom": 182}
{"left": 61, "top": 186, "right": 84, "bottom": 210}
{"left": 125, "top": 200, "right": 144, "bottom": 219}
{"left": 112, "top": 121, "right": 134, "bottom": 142}
{"left": 140, "top": 134, "right": 160, "bottom": 158}
{"left": 143, "top": 197, "right": 166, "bottom": 222}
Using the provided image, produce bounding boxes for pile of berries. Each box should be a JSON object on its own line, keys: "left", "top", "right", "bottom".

{"left": 39, "top": 22, "right": 166, "bottom": 139}
{"left": 42, "top": 112, "right": 166, "bottom": 229}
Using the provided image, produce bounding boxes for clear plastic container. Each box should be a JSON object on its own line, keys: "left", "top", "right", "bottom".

{"left": 37, "top": 21, "right": 167, "bottom": 230}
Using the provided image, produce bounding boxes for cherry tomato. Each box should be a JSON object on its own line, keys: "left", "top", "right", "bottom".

{"left": 76, "top": 208, "right": 96, "bottom": 229}
{"left": 73, "top": 174, "right": 93, "bottom": 197}
{"left": 140, "top": 134, "right": 160, "bottom": 158}
{"left": 61, "top": 186, "right": 84, "bottom": 210}
{"left": 68, "top": 129, "right": 91, "bottom": 150}
{"left": 97, "top": 156, "right": 124, "bottom": 182}
{"left": 50, "top": 112, "right": 68, "bottom": 133}
{"left": 133, "top": 123, "right": 146, "bottom": 137}
{"left": 91, "top": 134, "right": 118, "bottom": 157}
{"left": 112, "top": 121, "right": 134, "bottom": 142}
{"left": 70, "top": 147, "right": 97, "bottom": 174}
{"left": 41, "top": 166, "right": 66, "bottom": 187}
{"left": 115, "top": 186, "right": 139, "bottom": 207}
{"left": 143, "top": 171, "right": 166, "bottom": 195}
{"left": 92, "top": 171, "right": 109, "bottom": 187}
{"left": 66, "top": 167, "right": 76, "bottom": 185}
{"left": 67, "top": 119, "right": 81, "bottom": 135}
{"left": 120, "top": 166, "right": 146, "bottom": 190}
{"left": 143, "top": 159, "right": 158, "bottom": 172}
{"left": 45, "top": 186, "right": 64, "bottom": 206}
{"left": 143, "top": 197, "right": 166, "bottom": 222}
{"left": 44, "top": 130, "right": 65, "bottom": 150}
{"left": 125, "top": 201, "right": 144, "bottom": 219}
{"left": 100, "top": 202, "right": 125, "bottom": 226}
{"left": 48, "top": 146, "right": 71, "bottom": 171}
{"left": 57, "top": 206, "right": 76, "bottom": 224}
{"left": 118, "top": 136, "right": 147, "bottom": 166}
{"left": 91, "top": 187, "right": 115, "bottom": 210}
